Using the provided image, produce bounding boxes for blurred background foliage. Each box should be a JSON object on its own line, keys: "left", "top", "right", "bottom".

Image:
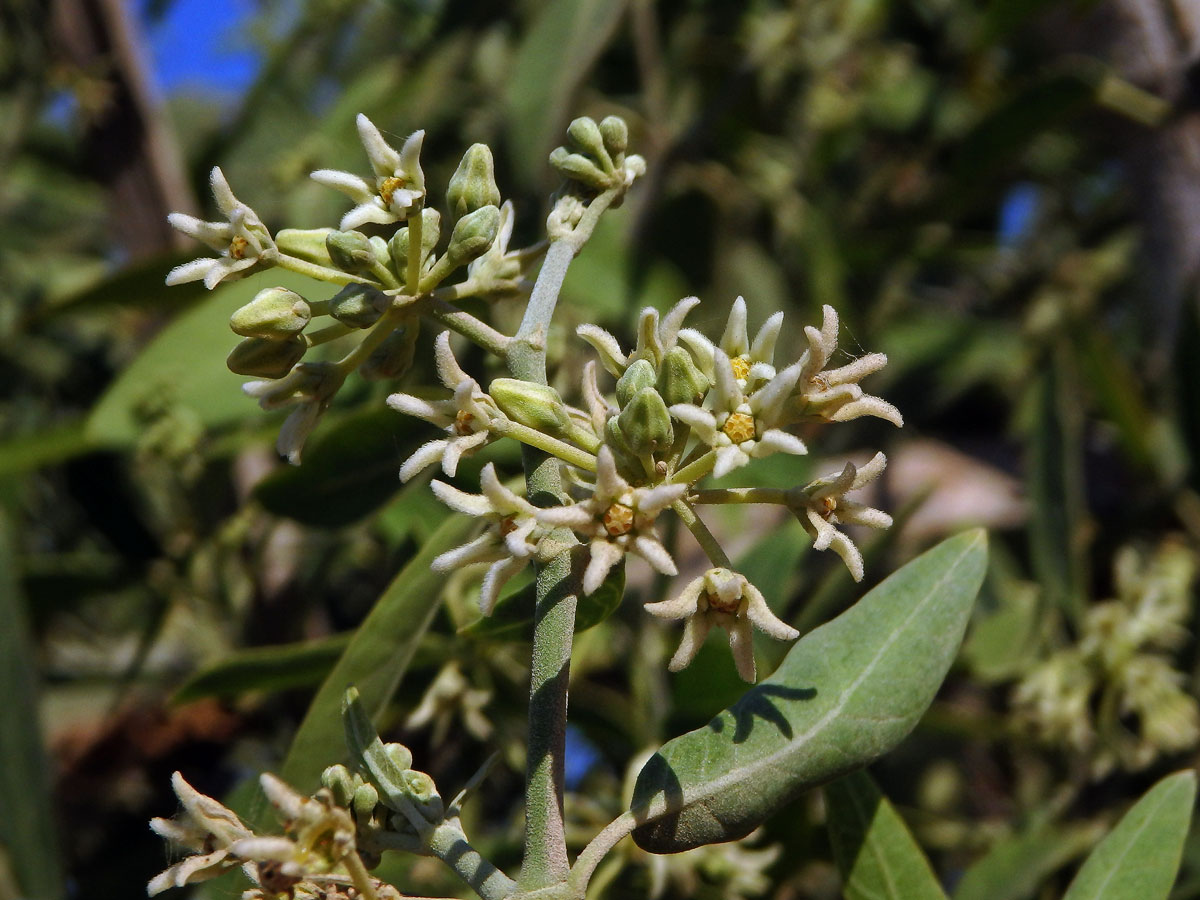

{"left": 5, "top": 0, "right": 1200, "bottom": 897}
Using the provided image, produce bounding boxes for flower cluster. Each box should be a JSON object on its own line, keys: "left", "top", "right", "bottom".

{"left": 402, "top": 296, "right": 900, "bottom": 681}
{"left": 1014, "top": 541, "right": 1200, "bottom": 776}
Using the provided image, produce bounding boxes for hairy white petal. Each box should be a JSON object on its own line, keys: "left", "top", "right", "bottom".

{"left": 756, "top": 429, "right": 807, "bottom": 457}
{"left": 386, "top": 392, "right": 451, "bottom": 426}
{"left": 720, "top": 296, "right": 749, "bottom": 357}
{"left": 433, "top": 534, "right": 501, "bottom": 571}
{"left": 577, "top": 325, "right": 628, "bottom": 376}
{"left": 309, "top": 168, "right": 375, "bottom": 201}
{"left": 584, "top": 540, "right": 625, "bottom": 594}
{"left": 644, "top": 575, "right": 706, "bottom": 620}
{"left": 750, "top": 311, "right": 784, "bottom": 367}
{"left": 728, "top": 617, "right": 757, "bottom": 682}
{"left": 830, "top": 396, "right": 904, "bottom": 427}
{"left": 668, "top": 404, "right": 718, "bottom": 443}
{"left": 399, "top": 440, "right": 448, "bottom": 482}
{"left": 431, "top": 479, "right": 494, "bottom": 516}
{"left": 637, "top": 483, "right": 687, "bottom": 515}
{"left": 633, "top": 534, "right": 677, "bottom": 575}
{"left": 479, "top": 556, "right": 526, "bottom": 615}
{"left": 165, "top": 257, "right": 216, "bottom": 286}
{"left": 668, "top": 616, "right": 712, "bottom": 671}
{"left": 357, "top": 113, "right": 402, "bottom": 176}
{"left": 743, "top": 582, "right": 799, "bottom": 641}
{"left": 713, "top": 444, "right": 749, "bottom": 479}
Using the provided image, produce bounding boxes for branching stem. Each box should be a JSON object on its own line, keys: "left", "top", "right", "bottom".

{"left": 673, "top": 499, "right": 732, "bottom": 568}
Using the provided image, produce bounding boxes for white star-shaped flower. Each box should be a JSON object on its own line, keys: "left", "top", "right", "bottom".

{"left": 166, "top": 167, "right": 276, "bottom": 289}
{"left": 678, "top": 295, "right": 783, "bottom": 389}
{"left": 147, "top": 772, "right": 253, "bottom": 895}
{"left": 791, "top": 305, "right": 902, "bottom": 426}
{"left": 311, "top": 114, "right": 426, "bottom": 231}
{"left": 536, "top": 446, "right": 685, "bottom": 594}
{"left": 576, "top": 295, "right": 700, "bottom": 377}
{"left": 669, "top": 349, "right": 808, "bottom": 480}
{"left": 429, "top": 464, "right": 542, "bottom": 614}
{"left": 242, "top": 362, "right": 345, "bottom": 465}
{"left": 789, "top": 452, "right": 892, "bottom": 582}
{"left": 644, "top": 568, "right": 799, "bottom": 682}
{"left": 387, "top": 331, "right": 505, "bottom": 481}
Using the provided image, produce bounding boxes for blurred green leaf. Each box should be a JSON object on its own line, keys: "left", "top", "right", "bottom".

{"left": 825, "top": 769, "right": 947, "bottom": 900}
{"left": 954, "top": 818, "right": 1100, "bottom": 900}
{"left": 278, "top": 512, "right": 475, "bottom": 794}
{"left": 631, "top": 530, "right": 987, "bottom": 853}
{"left": 505, "top": 0, "right": 629, "bottom": 187}
{"left": 0, "top": 422, "right": 94, "bottom": 478}
{"left": 253, "top": 407, "right": 424, "bottom": 527}
{"left": 0, "top": 513, "right": 65, "bottom": 900}
{"left": 459, "top": 560, "right": 624, "bottom": 640}
{"left": 85, "top": 271, "right": 322, "bottom": 446}
{"left": 173, "top": 633, "right": 352, "bottom": 704}
{"left": 1062, "top": 770, "right": 1196, "bottom": 900}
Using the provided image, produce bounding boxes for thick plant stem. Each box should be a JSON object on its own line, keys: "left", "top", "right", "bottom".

{"left": 427, "top": 823, "right": 518, "bottom": 900}
{"left": 508, "top": 187, "right": 624, "bottom": 891}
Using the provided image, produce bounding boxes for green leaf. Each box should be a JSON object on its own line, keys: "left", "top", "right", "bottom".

{"left": 825, "top": 770, "right": 947, "bottom": 900}
{"left": 459, "top": 559, "right": 625, "bottom": 640}
{"left": 953, "top": 818, "right": 1101, "bottom": 900}
{"left": 253, "top": 407, "right": 423, "bottom": 527}
{"left": 172, "top": 633, "right": 352, "bottom": 704}
{"left": 277, "top": 512, "right": 476, "bottom": 795}
{"left": 1062, "top": 770, "right": 1196, "bottom": 900}
{"left": 0, "top": 422, "right": 95, "bottom": 478}
{"left": 0, "top": 513, "right": 66, "bottom": 899}
{"left": 630, "top": 529, "right": 987, "bottom": 853}
{"left": 85, "top": 270, "right": 320, "bottom": 447}
{"left": 505, "top": 0, "right": 629, "bottom": 187}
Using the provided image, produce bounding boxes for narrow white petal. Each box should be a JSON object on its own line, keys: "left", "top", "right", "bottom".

{"left": 633, "top": 534, "right": 677, "bottom": 575}
{"left": 577, "top": 325, "right": 628, "bottom": 376}
{"left": 750, "top": 360, "right": 804, "bottom": 422}
{"left": 712, "top": 349, "right": 741, "bottom": 412}
{"left": 276, "top": 402, "right": 322, "bottom": 464}
{"left": 743, "top": 583, "right": 799, "bottom": 641}
{"left": 852, "top": 451, "right": 888, "bottom": 488}
{"left": 668, "top": 404, "right": 718, "bottom": 443}
{"left": 829, "top": 396, "right": 904, "bottom": 427}
{"left": 755, "top": 429, "right": 808, "bottom": 457}
{"left": 536, "top": 504, "right": 597, "bottom": 528}
{"left": 165, "top": 258, "right": 216, "bottom": 286}
{"left": 430, "top": 479, "right": 494, "bottom": 516}
{"left": 677, "top": 329, "right": 716, "bottom": 379}
{"left": 479, "top": 556, "right": 526, "bottom": 615}
{"left": 209, "top": 166, "right": 238, "bottom": 216}
{"left": 228, "top": 836, "right": 295, "bottom": 862}
{"left": 827, "top": 530, "right": 865, "bottom": 582}
{"left": 594, "top": 446, "right": 628, "bottom": 501}
{"left": 434, "top": 331, "right": 470, "bottom": 387}
{"left": 584, "top": 540, "right": 624, "bottom": 594}
{"left": 668, "top": 616, "right": 713, "bottom": 671}
{"left": 750, "top": 311, "right": 784, "bottom": 366}
{"left": 398, "top": 129, "right": 426, "bottom": 191}
{"left": 309, "top": 168, "right": 375, "bottom": 200}
{"left": 728, "top": 617, "right": 757, "bottom": 681}
{"left": 637, "top": 483, "right": 687, "bottom": 515}
{"left": 433, "top": 534, "right": 503, "bottom": 571}
{"left": 400, "top": 440, "right": 449, "bottom": 482}
{"left": 660, "top": 296, "right": 700, "bottom": 348}
{"left": 838, "top": 505, "right": 893, "bottom": 530}
{"left": 442, "top": 431, "right": 488, "bottom": 477}
{"left": 357, "top": 113, "right": 402, "bottom": 176}
{"left": 824, "top": 352, "right": 888, "bottom": 386}
{"left": 386, "top": 392, "right": 451, "bottom": 425}
{"left": 644, "top": 576, "right": 705, "bottom": 619}
{"left": 806, "top": 508, "right": 837, "bottom": 551}
{"left": 720, "top": 296, "right": 749, "bottom": 357}
{"left": 712, "top": 444, "right": 749, "bottom": 479}
{"left": 340, "top": 202, "right": 395, "bottom": 231}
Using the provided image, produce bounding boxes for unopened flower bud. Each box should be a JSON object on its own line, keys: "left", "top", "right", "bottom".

{"left": 599, "top": 116, "right": 629, "bottom": 156}
{"left": 326, "top": 230, "right": 378, "bottom": 275}
{"left": 351, "top": 782, "right": 380, "bottom": 821}
{"left": 657, "top": 346, "right": 709, "bottom": 405}
{"left": 388, "top": 208, "right": 442, "bottom": 281}
{"left": 566, "top": 117, "right": 613, "bottom": 172}
{"left": 321, "top": 764, "right": 357, "bottom": 807}
{"left": 329, "top": 282, "right": 388, "bottom": 328}
{"left": 444, "top": 205, "right": 501, "bottom": 268}
{"left": 227, "top": 335, "right": 306, "bottom": 378}
{"left": 549, "top": 147, "right": 611, "bottom": 191}
{"left": 618, "top": 386, "right": 674, "bottom": 455}
{"left": 275, "top": 228, "right": 335, "bottom": 267}
{"left": 489, "top": 378, "right": 571, "bottom": 436}
{"left": 384, "top": 742, "right": 414, "bottom": 771}
{"left": 230, "top": 286, "right": 311, "bottom": 338}
{"left": 446, "top": 144, "right": 502, "bottom": 223}
{"left": 361, "top": 323, "right": 419, "bottom": 381}
{"left": 616, "top": 358, "right": 657, "bottom": 407}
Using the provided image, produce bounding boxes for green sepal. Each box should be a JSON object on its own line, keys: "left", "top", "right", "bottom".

{"left": 616, "top": 358, "right": 657, "bottom": 408}
{"left": 226, "top": 335, "right": 306, "bottom": 378}
{"left": 618, "top": 386, "right": 674, "bottom": 455}
{"left": 658, "top": 346, "right": 709, "bottom": 406}
{"left": 444, "top": 204, "right": 501, "bottom": 268}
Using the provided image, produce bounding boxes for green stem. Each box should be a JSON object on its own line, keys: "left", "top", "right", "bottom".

{"left": 672, "top": 499, "right": 731, "bottom": 568}
{"left": 305, "top": 321, "right": 356, "bottom": 348}
{"left": 567, "top": 812, "right": 637, "bottom": 897}
{"left": 508, "top": 186, "right": 624, "bottom": 891}
{"left": 689, "top": 487, "right": 788, "bottom": 505}
{"left": 427, "top": 823, "right": 517, "bottom": 900}
{"left": 276, "top": 252, "right": 368, "bottom": 286}
{"left": 668, "top": 449, "right": 717, "bottom": 485}
{"left": 335, "top": 309, "right": 406, "bottom": 376}
{"left": 342, "top": 849, "right": 381, "bottom": 900}
{"left": 498, "top": 421, "right": 598, "bottom": 472}
{"left": 423, "top": 298, "right": 511, "bottom": 357}
{"left": 407, "top": 203, "right": 424, "bottom": 293}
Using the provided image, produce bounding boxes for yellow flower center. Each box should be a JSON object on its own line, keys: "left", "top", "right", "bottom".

{"left": 603, "top": 502, "right": 635, "bottom": 537}
{"left": 722, "top": 412, "right": 756, "bottom": 445}
{"left": 730, "top": 355, "right": 751, "bottom": 380}
{"left": 229, "top": 235, "right": 249, "bottom": 259}
{"left": 380, "top": 175, "right": 407, "bottom": 206}
{"left": 705, "top": 588, "right": 743, "bottom": 615}
{"left": 454, "top": 410, "right": 475, "bottom": 435}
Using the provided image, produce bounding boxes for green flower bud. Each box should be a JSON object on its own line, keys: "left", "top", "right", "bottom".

{"left": 384, "top": 742, "right": 414, "bottom": 771}
{"left": 321, "top": 764, "right": 357, "bottom": 807}
{"left": 360, "top": 322, "right": 418, "bottom": 381}
{"left": 326, "top": 230, "right": 378, "bottom": 275}
{"left": 604, "top": 417, "right": 644, "bottom": 478}
{"left": 599, "top": 116, "right": 629, "bottom": 156}
{"left": 388, "top": 208, "right": 442, "bottom": 281}
{"left": 230, "top": 286, "right": 311, "bottom": 338}
{"left": 618, "top": 386, "right": 674, "bottom": 455}
{"left": 351, "top": 782, "right": 380, "bottom": 821}
{"left": 401, "top": 769, "right": 444, "bottom": 821}
{"left": 657, "top": 346, "right": 710, "bottom": 406}
{"left": 616, "top": 358, "right": 657, "bottom": 408}
{"left": 566, "top": 116, "right": 613, "bottom": 172}
{"left": 490, "top": 378, "right": 572, "bottom": 436}
{"left": 549, "top": 147, "right": 611, "bottom": 191}
{"left": 444, "top": 204, "right": 501, "bottom": 268}
{"left": 226, "top": 335, "right": 306, "bottom": 378}
{"left": 275, "top": 228, "right": 335, "bottom": 267}
{"left": 329, "top": 283, "right": 388, "bottom": 329}
{"left": 446, "top": 143, "right": 502, "bottom": 223}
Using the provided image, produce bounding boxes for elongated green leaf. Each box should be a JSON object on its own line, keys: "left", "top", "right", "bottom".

{"left": 85, "top": 270, "right": 320, "bottom": 446}
{"left": 278, "top": 512, "right": 475, "bottom": 793}
{"left": 0, "top": 422, "right": 95, "bottom": 478}
{"left": 505, "top": 0, "right": 629, "bottom": 187}
{"left": 953, "top": 818, "right": 1101, "bottom": 900}
{"left": 0, "top": 514, "right": 66, "bottom": 899}
{"left": 1062, "top": 770, "right": 1196, "bottom": 900}
{"left": 172, "top": 633, "right": 352, "bottom": 704}
{"left": 631, "top": 530, "right": 987, "bottom": 853}
{"left": 826, "top": 770, "right": 947, "bottom": 900}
